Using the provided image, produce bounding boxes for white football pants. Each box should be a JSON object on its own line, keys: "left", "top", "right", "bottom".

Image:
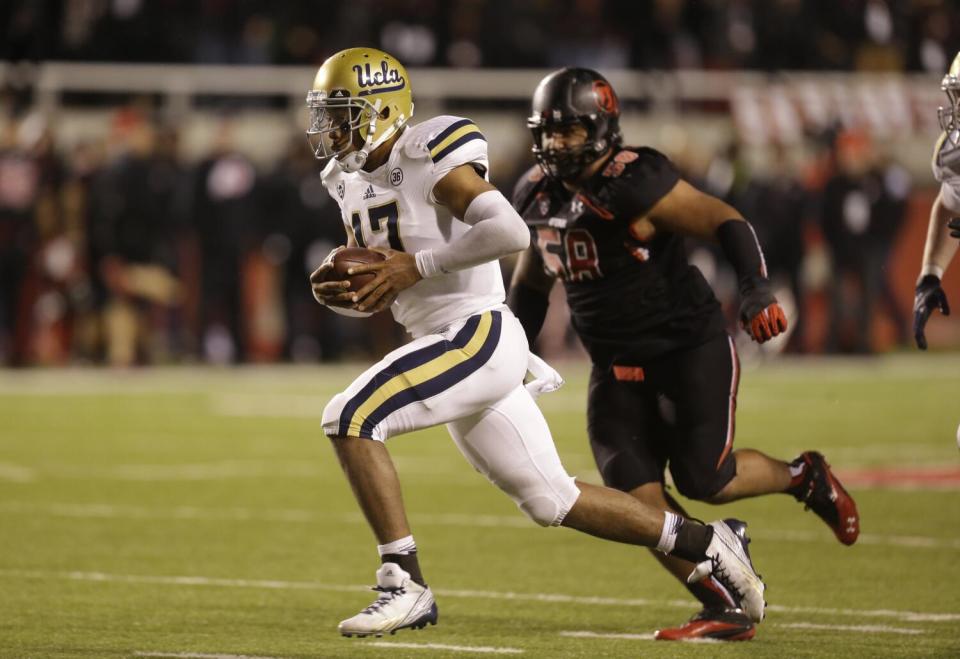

{"left": 322, "top": 308, "right": 580, "bottom": 526}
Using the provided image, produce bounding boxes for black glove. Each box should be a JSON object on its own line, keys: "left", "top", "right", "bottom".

{"left": 913, "top": 274, "right": 950, "bottom": 350}
{"left": 739, "top": 277, "right": 788, "bottom": 343}
{"left": 949, "top": 217, "right": 960, "bottom": 239}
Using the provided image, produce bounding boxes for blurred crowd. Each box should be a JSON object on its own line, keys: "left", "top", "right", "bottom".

{"left": 2, "top": 0, "right": 958, "bottom": 73}
{"left": 0, "top": 108, "right": 363, "bottom": 367}
{"left": 684, "top": 128, "right": 913, "bottom": 356}
{"left": 0, "top": 101, "right": 919, "bottom": 367}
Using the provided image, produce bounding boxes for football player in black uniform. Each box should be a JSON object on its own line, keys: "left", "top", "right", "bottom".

{"left": 508, "top": 68, "right": 861, "bottom": 642}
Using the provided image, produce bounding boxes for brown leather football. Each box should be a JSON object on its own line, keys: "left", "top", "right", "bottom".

{"left": 323, "top": 247, "right": 385, "bottom": 295}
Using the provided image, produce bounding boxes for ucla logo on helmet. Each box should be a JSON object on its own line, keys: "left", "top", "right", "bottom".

{"left": 353, "top": 61, "right": 406, "bottom": 96}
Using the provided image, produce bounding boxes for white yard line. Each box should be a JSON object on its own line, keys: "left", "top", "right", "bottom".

{"left": 0, "top": 463, "right": 36, "bottom": 482}
{"left": 560, "top": 621, "right": 926, "bottom": 641}
{"left": 775, "top": 622, "right": 925, "bottom": 635}
{"left": 368, "top": 642, "right": 523, "bottom": 654}
{"left": 560, "top": 631, "right": 657, "bottom": 641}
{"left": 2, "top": 569, "right": 957, "bottom": 623}
{"left": 210, "top": 393, "right": 325, "bottom": 418}
{"left": 0, "top": 462, "right": 323, "bottom": 482}
{"left": 5, "top": 501, "right": 959, "bottom": 549}
{"left": 134, "top": 653, "right": 284, "bottom": 659}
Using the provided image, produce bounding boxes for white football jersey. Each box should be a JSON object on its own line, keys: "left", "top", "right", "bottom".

{"left": 932, "top": 131, "right": 960, "bottom": 213}
{"left": 322, "top": 115, "right": 505, "bottom": 337}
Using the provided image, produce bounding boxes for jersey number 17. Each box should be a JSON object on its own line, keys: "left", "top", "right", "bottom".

{"left": 350, "top": 200, "right": 404, "bottom": 251}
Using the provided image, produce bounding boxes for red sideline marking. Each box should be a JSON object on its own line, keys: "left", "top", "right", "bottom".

{"left": 836, "top": 466, "right": 960, "bottom": 489}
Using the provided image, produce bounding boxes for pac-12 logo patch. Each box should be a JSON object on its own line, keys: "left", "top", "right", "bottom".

{"left": 336, "top": 182, "right": 345, "bottom": 200}
{"left": 390, "top": 168, "right": 404, "bottom": 186}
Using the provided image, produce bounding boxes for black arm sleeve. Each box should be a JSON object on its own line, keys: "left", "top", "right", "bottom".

{"left": 717, "top": 219, "right": 769, "bottom": 290}
{"left": 507, "top": 282, "right": 550, "bottom": 347}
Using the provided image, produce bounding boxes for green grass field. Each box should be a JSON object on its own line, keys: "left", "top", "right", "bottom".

{"left": 2, "top": 355, "right": 959, "bottom": 658}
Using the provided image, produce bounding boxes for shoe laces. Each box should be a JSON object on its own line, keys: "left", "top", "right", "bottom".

{"left": 363, "top": 585, "right": 406, "bottom": 614}
{"left": 709, "top": 555, "right": 745, "bottom": 604}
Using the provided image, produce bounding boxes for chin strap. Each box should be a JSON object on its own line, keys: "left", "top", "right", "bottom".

{"left": 339, "top": 149, "right": 369, "bottom": 173}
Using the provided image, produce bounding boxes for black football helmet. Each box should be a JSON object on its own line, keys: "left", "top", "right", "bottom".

{"left": 528, "top": 67, "right": 622, "bottom": 180}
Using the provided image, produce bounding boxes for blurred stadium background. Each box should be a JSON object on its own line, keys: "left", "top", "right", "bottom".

{"left": 4, "top": 3, "right": 960, "bottom": 658}
{"left": 1, "top": 0, "right": 959, "bottom": 367}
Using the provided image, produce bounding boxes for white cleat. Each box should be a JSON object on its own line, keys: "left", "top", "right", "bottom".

{"left": 688, "top": 519, "right": 766, "bottom": 623}
{"left": 338, "top": 563, "right": 438, "bottom": 638}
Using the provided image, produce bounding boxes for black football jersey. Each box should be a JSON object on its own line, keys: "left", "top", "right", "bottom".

{"left": 513, "top": 146, "right": 726, "bottom": 367}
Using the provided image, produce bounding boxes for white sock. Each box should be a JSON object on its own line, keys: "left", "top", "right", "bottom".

{"left": 378, "top": 534, "right": 417, "bottom": 557}
{"left": 656, "top": 511, "right": 683, "bottom": 555}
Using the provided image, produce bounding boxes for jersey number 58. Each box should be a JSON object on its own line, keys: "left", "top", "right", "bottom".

{"left": 536, "top": 226, "right": 602, "bottom": 281}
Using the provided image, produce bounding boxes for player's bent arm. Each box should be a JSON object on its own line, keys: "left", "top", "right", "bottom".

{"left": 644, "top": 179, "right": 766, "bottom": 286}
{"left": 913, "top": 192, "right": 956, "bottom": 349}
{"left": 415, "top": 164, "right": 531, "bottom": 278}
{"left": 508, "top": 245, "right": 555, "bottom": 346}
{"left": 644, "top": 179, "right": 744, "bottom": 240}
{"left": 645, "top": 179, "right": 786, "bottom": 343}
{"left": 920, "top": 192, "right": 960, "bottom": 280}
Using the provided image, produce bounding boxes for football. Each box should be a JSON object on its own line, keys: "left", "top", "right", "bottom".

{"left": 323, "top": 247, "right": 386, "bottom": 297}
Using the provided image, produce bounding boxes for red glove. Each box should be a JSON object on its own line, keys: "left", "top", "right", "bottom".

{"left": 739, "top": 278, "right": 788, "bottom": 343}
{"left": 743, "top": 303, "right": 788, "bottom": 343}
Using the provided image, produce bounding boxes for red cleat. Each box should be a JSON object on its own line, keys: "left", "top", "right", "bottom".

{"left": 789, "top": 451, "right": 860, "bottom": 545}
{"left": 655, "top": 608, "right": 756, "bottom": 641}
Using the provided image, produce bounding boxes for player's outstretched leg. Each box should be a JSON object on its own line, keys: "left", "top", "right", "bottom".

{"left": 787, "top": 451, "right": 860, "bottom": 545}
{"left": 636, "top": 486, "right": 756, "bottom": 641}
{"left": 330, "top": 434, "right": 437, "bottom": 637}
{"left": 338, "top": 562, "right": 438, "bottom": 638}
{"left": 562, "top": 483, "right": 767, "bottom": 623}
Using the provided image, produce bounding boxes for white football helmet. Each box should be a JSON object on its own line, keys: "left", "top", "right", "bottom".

{"left": 938, "top": 51, "right": 960, "bottom": 147}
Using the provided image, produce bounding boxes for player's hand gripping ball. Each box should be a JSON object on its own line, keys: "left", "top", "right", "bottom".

{"left": 310, "top": 247, "right": 385, "bottom": 313}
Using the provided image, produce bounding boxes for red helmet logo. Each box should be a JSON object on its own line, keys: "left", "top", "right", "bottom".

{"left": 592, "top": 80, "right": 618, "bottom": 114}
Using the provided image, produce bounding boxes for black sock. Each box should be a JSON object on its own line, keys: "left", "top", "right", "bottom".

{"left": 382, "top": 552, "right": 425, "bottom": 587}
{"left": 671, "top": 520, "right": 714, "bottom": 563}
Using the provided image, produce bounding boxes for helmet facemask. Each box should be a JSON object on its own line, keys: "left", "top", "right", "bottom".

{"left": 306, "top": 92, "right": 383, "bottom": 172}
{"left": 938, "top": 73, "right": 960, "bottom": 147}
{"left": 529, "top": 116, "right": 614, "bottom": 180}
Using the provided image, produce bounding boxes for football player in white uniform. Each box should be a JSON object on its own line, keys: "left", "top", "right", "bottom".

{"left": 306, "top": 47, "right": 767, "bottom": 638}
{"left": 915, "top": 51, "right": 960, "bottom": 349}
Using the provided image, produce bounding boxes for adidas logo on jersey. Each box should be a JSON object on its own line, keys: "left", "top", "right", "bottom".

{"left": 363, "top": 185, "right": 376, "bottom": 200}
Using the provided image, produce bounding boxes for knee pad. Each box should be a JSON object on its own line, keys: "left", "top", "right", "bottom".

{"left": 508, "top": 472, "right": 581, "bottom": 527}
{"left": 321, "top": 392, "right": 349, "bottom": 438}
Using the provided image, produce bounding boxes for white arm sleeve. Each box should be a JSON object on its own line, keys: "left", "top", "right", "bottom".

{"left": 415, "top": 190, "right": 530, "bottom": 278}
